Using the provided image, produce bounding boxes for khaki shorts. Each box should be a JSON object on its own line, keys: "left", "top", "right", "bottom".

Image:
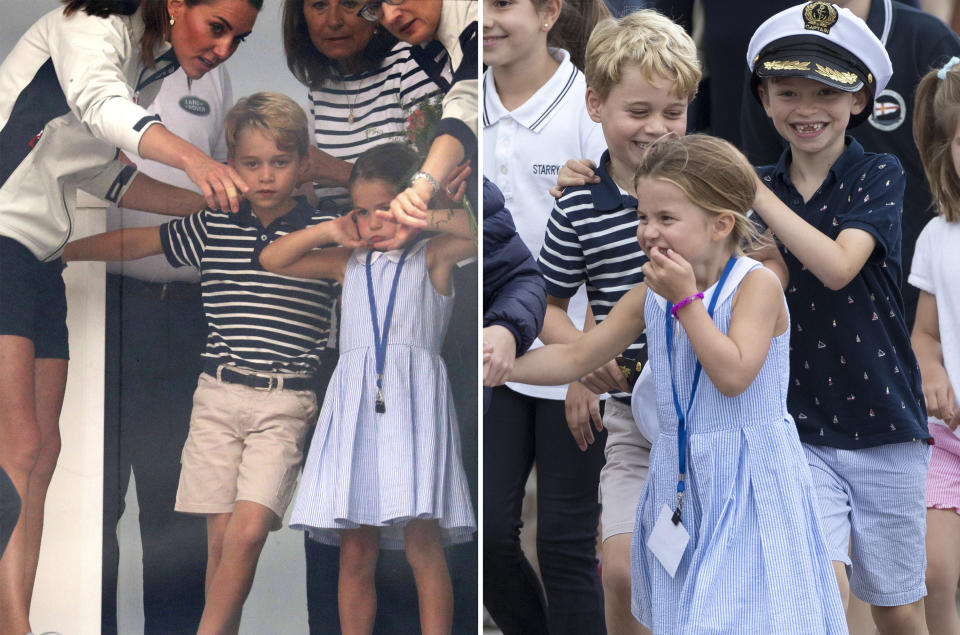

{"left": 599, "top": 398, "right": 651, "bottom": 541}
{"left": 175, "top": 372, "right": 317, "bottom": 528}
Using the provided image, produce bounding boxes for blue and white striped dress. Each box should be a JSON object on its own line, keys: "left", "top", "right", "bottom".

{"left": 290, "top": 239, "right": 476, "bottom": 548}
{"left": 630, "top": 257, "right": 846, "bottom": 634}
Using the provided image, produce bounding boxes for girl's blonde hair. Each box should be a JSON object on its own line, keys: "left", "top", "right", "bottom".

{"left": 913, "top": 64, "right": 960, "bottom": 222}
{"left": 584, "top": 9, "right": 700, "bottom": 102}
{"left": 634, "top": 134, "right": 760, "bottom": 252}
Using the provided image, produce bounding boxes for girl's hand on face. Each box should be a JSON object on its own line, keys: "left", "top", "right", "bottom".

{"left": 369, "top": 221, "right": 415, "bottom": 252}
{"left": 437, "top": 162, "right": 471, "bottom": 205}
{"left": 330, "top": 213, "right": 367, "bottom": 248}
{"left": 642, "top": 246, "right": 698, "bottom": 304}
{"left": 379, "top": 202, "right": 428, "bottom": 230}
{"left": 549, "top": 159, "right": 599, "bottom": 198}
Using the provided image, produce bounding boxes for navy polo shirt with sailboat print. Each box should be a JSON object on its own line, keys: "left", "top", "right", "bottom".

{"left": 757, "top": 137, "right": 928, "bottom": 449}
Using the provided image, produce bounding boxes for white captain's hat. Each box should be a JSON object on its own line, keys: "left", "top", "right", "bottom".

{"left": 746, "top": 2, "right": 892, "bottom": 126}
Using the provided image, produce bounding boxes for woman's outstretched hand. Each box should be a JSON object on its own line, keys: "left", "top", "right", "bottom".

{"left": 183, "top": 153, "right": 249, "bottom": 214}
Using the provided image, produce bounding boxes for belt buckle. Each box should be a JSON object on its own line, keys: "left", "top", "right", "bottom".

{"left": 254, "top": 375, "right": 278, "bottom": 391}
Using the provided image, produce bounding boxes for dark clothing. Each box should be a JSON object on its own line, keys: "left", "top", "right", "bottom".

{"left": 741, "top": 0, "right": 960, "bottom": 326}
{"left": 0, "top": 235, "right": 68, "bottom": 359}
{"left": 101, "top": 274, "right": 207, "bottom": 635}
{"left": 757, "top": 138, "right": 928, "bottom": 449}
{"left": 483, "top": 387, "right": 606, "bottom": 635}
{"left": 0, "top": 466, "right": 18, "bottom": 559}
{"left": 483, "top": 177, "right": 546, "bottom": 356}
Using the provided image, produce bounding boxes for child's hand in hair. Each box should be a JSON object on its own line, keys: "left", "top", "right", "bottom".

{"left": 329, "top": 213, "right": 367, "bottom": 248}
{"left": 549, "top": 159, "right": 599, "bottom": 198}
{"left": 642, "top": 246, "right": 698, "bottom": 305}
{"left": 437, "top": 162, "right": 471, "bottom": 206}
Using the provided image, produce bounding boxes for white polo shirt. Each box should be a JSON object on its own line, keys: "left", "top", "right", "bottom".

{"left": 483, "top": 48, "right": 606, "bottom": 401}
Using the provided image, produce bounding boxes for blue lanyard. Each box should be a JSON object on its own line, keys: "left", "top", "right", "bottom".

{"left": 664, "top": 256, "right": 736, "bottom": 524}
{"left": 365, "top": 246, "right": 411, "bottom": 413}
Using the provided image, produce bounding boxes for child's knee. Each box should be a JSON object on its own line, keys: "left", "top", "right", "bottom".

{"left": 871, "top": 600, "right": 925, "bottom": 631}
{"left": 404, "top": 521, "right": 444, "bottom": 570}
{"left": 341, "top": 529, "right": 379, "bottom": 574}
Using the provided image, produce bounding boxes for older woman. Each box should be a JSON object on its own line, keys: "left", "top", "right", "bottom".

{"left": 0, "top": 1, "right": 260, "bottom": 631}
{"left": 360, "top": 0, "right": 478, "bottom": 217}
{"left": 283, "top": 0, "right": 449, "bottom": 214}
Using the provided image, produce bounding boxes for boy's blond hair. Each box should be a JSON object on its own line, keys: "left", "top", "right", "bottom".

{"left": 224, "top": 92, "right": 310, "bottom": 159}
{"left": 634, "top": 134, "right": 760, "bottom": 253}
{"left": 584, "top": 10, "right": 700, "bottom": 102}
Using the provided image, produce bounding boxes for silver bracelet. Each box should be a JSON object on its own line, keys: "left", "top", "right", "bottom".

{"left": 411, "top": 170, "right": 440, "bottom": 195}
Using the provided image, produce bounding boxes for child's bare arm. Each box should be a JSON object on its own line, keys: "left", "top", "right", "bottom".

{"left": 509, "top": 284, "right": 647, "bottom": 386}
{"left": 62, "top": 226, "right": 163, "bottom": 263}
{"left": 752, "top": 177, "right": 875, "bottom": 290}
{"left": 912, "top": 290, "right": 957, "bottom": 425}
{"left": 259, "top": 217, "right": 361, "bottom": 281}
{"left": 643, "top": 246, "right": 786, "bottom": 397}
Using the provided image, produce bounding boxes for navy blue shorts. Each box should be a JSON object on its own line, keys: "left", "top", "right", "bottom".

{"left": 0, "top": 236, "right": 68, "bottom": 359}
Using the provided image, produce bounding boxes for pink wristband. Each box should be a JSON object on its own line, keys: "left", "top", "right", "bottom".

{"left": 670, "top": 292, "right": 704, "bottom": 318}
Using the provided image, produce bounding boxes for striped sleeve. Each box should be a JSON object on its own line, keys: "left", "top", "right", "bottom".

{"left": 160, "top": 210, "right": 209, "bottom": 270}
{"left": 538, "top": 192, "right": 589, "bottom": 298}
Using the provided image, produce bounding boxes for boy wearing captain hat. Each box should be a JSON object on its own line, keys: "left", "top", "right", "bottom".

{"left": 747, "top": 3, "right": 931, "bottom": 632}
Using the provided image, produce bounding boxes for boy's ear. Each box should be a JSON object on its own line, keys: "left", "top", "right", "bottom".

{"left": 585, "top": 87, "right": 603, "bottom": 124}
{"left": 756, "top": 83, "right": 774, "bottom": 119}
{"left": 850, "top": 88, "right": 869, "bottom": 117}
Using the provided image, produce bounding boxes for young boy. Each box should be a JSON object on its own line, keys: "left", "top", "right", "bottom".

{"left": 63, "top": 92, "right": 336, "bottom": 634}
{"left": 536, "top": 11, "right": 701, "bottom": 634}
{"left": 747, "top": 3, "right": 930, "bottom": 632}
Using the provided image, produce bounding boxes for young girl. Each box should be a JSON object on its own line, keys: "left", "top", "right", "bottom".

{"left": 482, "top": 0, "right": 611, "bottom": 632}
{"left": 909, "top": 58, "right": 960, "bottom": 633}
{"left": 504, "top": 134, "right": 846, "bottom": 634}
{"left": 260, "top": 142, "right": 476, "bottom": 635}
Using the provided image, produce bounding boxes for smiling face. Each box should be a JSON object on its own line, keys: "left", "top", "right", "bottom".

{"left": 350, "top": 178, "right": 400, "bottom": 245}
{"left": 635, "top": 177, "right": 727, "bottom": 265}
{"left": 303, "top": 0, "right": 374, "bottom": 63}
{"left": 586, "top": 65, "right": 688, "bottom": 190}
{"left": 229, "top": 127, "right": 303, "bottom": 215}
{"left": 168, "top": 0, "right": 258, "bottom": 79}
{"left": 378, "top": 0, "right": 442, "bottom": 45}
{"left": 758, "top": 76, "right": 867, "bottom": 161}
{"left": 482, "top": 0, "right": 556, "bottom": 69}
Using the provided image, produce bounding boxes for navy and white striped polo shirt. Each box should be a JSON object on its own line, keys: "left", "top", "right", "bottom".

{"left": 538, "top": 150, "right": 648, "bottom": 398}
{"left": 160, "top": 197, "right": 337, "bottom": 375}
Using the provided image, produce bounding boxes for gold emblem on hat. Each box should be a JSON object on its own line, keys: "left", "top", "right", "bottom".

{"left": 764, "top": 60, "right": 811, "bottom": 71}
{"left": 815, "top": 63, "right": 858, "bottom": 85}
{"left": 803, "top": 1, "right": 839, "bottom": 34}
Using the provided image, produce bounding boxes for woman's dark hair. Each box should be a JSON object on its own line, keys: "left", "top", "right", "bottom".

{"left": 282, "top": 0, "right": 396, "bottom": 88}
{"left": 348, "top": 142, "right": 419, "bottom": 192}
{"left": 62, "top": 0, "right": 263, "bottom": 67}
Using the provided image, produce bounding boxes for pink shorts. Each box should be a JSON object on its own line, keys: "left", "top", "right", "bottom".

{"left": 927, "top": 421, "right": 960, "bottom": 514}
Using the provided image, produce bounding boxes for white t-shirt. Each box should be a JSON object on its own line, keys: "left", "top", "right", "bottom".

{"left": 483, "top": 48, "right": 606, "bottom": 400}
{"left": 909, "top": 214, "right": 960, "bottom": 426}
{"left": 907, "top": 216, "right": 960, "bottom": 425}
{"left": 105, "top": 66, "right": 231, "bottom": 282}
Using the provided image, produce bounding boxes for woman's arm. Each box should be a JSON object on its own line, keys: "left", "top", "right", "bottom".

{"left": 117, "top": 172, "right": 206, "bottom": 217}
{"left": 912, "top": 290, "right": 957, "bottom": 424}
{"left": 259, "top": 216, "right": 362, "bottom": 281}
{"left": 62, "top": 227, "right": 163, "bottom": 263}
{"left": 509, "top": 284, "right": 647, "bottom": 386}
{"left": 137, "top": 124, "right": 249, "bottom": 214}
